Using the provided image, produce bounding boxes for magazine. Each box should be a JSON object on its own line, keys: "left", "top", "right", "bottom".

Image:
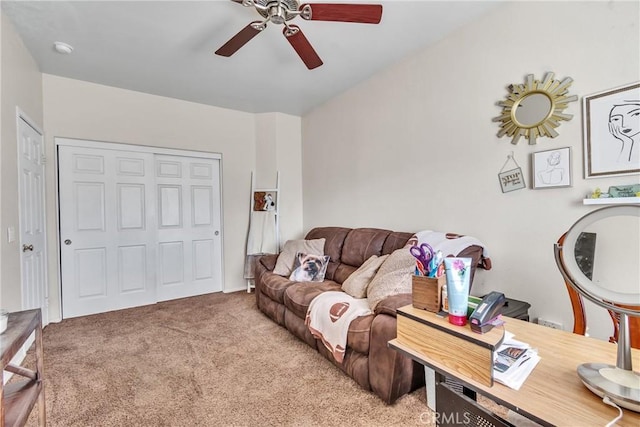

{"left": 494, "top": 345, "right": 528, "bottom": 373}
{"left": 493, "top": 332, "right": 540, "bottom": 390}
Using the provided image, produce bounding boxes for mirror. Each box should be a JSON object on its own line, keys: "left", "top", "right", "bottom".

{"left": 514, "top": 93, "right": 552, "bottom": 126}
{"left": 560, "top": 206, "right": 640, "bottom": 307}
{"left": 575, "top": 215, "right": 639, "bottom": 296}
{"left": 493, "top": 72, "right": 578, "bottom": 145}
{"left": 555, "top": 205, "right": 640, "bottom": 412}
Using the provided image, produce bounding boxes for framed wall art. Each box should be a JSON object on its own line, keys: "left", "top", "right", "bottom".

{"left": 582, "top": 82, "right": 640, "bottom": 178}
{"left": 253, "top": 191, "right": 277, "bottom": 211}
{"left": 532, "top": 147, "right": 572, "bottom": 189}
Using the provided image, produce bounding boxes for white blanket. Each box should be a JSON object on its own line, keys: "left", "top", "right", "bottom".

{"left": 246, "top": 210, "right": 277, "bottom": 255}
{"left": 412, "top": 230, "right": 492, "bottom": 270}
{"left": 305, "top": 291, "right": 372, "bottom": 363}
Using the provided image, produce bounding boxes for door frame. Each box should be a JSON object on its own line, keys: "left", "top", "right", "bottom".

{"left": 16, "top": 108, "right": 49, "bottom": 324}
{"left": 54, "top": 137, "right": 225, "bottom": 318}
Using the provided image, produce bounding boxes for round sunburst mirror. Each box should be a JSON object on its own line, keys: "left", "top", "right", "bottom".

{"left": 493, "top": 72, "right": 578, "bottom": 145}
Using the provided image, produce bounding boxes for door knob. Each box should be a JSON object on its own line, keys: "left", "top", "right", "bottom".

{"left": 214, "top": 231, "right": 220, "bottom": 236}
{"left": 22, "top": 244, "right": 34, "bottom": 252}
{"left": 64, "top": 239, "right": 72, "bottom": 245}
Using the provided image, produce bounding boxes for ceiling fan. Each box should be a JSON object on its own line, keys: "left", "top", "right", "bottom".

{"left": 215, "top": 0, "right": 383, "bottom": 70}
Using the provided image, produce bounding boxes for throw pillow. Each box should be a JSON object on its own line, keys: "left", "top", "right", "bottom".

{"left": 288, "top": 252, "right": 330, "bottom": 282}
{"left": 273, "top": 238, "right": 326, "bottom": 276}
{"left": 366, "top": 248, "right": 415, "bottom": 311}
{"left": 341, "top": 254, "right": 389, "bottom": 299}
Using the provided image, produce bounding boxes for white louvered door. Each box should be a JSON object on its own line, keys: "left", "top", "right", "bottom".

{"left": 58, "top": 142, "right": 222, "bottom": 319}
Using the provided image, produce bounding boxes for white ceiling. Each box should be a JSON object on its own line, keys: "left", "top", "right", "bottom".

{"left": 2, "top": 1, "right": 503, "bottom": 116}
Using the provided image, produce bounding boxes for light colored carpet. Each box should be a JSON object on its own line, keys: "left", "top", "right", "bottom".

{"left": 22, "top": 291, "right": 439, "bottom": 426}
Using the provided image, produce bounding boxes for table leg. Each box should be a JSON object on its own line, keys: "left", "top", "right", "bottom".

{"left": 424, "top": 366, "right": 436, "bottom": 410}
{"left": 35, "top": 316, "right": 46, "bottom": 426}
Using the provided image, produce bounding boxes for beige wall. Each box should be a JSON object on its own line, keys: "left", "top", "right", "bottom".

{"left": 0, "top": 13, "right": 44, "bottom": 311}
{"left": 255, "top": 113, "right": 304, "bottom": 246}
{"left": 302, "top": 1, "right": 640, "bottom": 340}
{"left": 0, "top": 8, "right": 304, "bottom": 320}
{"left": 42, "top": 75, "right": 303, "bottom": 321}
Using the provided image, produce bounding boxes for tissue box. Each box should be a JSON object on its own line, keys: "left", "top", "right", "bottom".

{"left": 412, "top": 275, "right": 445, "bottom": 312}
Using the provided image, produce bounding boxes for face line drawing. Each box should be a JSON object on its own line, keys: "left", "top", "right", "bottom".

{"left": 608, "top": 100, "right": 640, "bottom": 163}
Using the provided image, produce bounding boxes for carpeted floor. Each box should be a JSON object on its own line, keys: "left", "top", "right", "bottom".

{"left": 22, "top": 291, "right": 437, "bottom": 426}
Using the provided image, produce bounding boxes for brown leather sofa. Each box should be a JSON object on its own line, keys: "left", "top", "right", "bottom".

{"left": 254, "top": 227, "right": 484, "bottom": 404}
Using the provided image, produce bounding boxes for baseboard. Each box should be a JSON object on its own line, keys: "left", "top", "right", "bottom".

{"left": 224, "top": 287, "right": 247, "bottom": 293}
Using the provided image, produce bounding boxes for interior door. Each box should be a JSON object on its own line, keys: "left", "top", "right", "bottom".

{"left": 58, "top": 145, "right": 157, "bottom": 318}
{"left": 17, "top": 115, "right": 48, "bottom": 322}
{"left": 155, "top": 155, "right": 222, "bottom": 301}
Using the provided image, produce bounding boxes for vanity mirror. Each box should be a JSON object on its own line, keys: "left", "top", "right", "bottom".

{"left": 494, "top": 72, "right": 578, "bottom": 145}
{"left": 555, "top": 205, "right": 640, "bottom": 412}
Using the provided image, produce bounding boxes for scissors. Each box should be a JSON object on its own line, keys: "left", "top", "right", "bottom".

{"left": 410, "top": 243, "right": 434, "bottom": 274}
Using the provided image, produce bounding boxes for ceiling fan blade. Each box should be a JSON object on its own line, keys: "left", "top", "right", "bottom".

{"left": 300, "top": 3, "right": 382, "bottom": 24}
{"left": 283, "top": 25, "right": 323, "bottom": 70}
{"left": 215, "top": 22, "right": 264, "bottom": 57}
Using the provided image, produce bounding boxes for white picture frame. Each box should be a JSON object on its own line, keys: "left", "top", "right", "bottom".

{"left": 582, "top": 82, "right": 640, "bottom": 178}
{"left": 532, "top": 147, "right": 572, "bottom": 189}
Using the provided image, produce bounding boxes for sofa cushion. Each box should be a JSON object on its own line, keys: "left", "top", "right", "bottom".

{"left": 305, "top": 227, "right": 352, "bottom": 281}
{"left": 283, "top": 281, "right": 342, "bottom": 319}
{"left": 382, "top": 231, "right": 414, "bottom": 254}
{"left": 341, "top": 254, "right": 389, "bottom": 298}
{"left": 341, "top": 228, "right": 391, "bottom": 267}
{"left": 367, "top": 248, "right": 415, "bottom": 311}
{"left": 346, "top": 313, "right": 374, "bottom": 355}
{"left": 285, "top": 284, "right": 373, "bottom": 354}
{"left": 273, "top": 238, "right": 326, "bottom": 276}
{"left": 260, "top": 273, "right": 297, "bottom": 304}
{"left": 289, "top": 253, "right": 330, "bottom": 282}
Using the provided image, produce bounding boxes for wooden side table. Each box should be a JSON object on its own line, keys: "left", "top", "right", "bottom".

{"left": 0, "top": 309, "right": 46, "bottom": 426}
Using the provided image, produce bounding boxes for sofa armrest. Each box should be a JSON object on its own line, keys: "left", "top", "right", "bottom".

{"left": 258, "top": 254, "right": 278, "bottom": 271}
{"left": 374, "top": 293, "right": 413, "bottom": 317}
{"left": 369, "top": 312, "right": 425, "bottom": 403}
{"left": 254, "top": 254, "right": 279, "bottom": 308}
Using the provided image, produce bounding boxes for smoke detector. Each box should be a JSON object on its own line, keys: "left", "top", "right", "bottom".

{"left": 53, "top": 42, "right": 73, "bottom": 54}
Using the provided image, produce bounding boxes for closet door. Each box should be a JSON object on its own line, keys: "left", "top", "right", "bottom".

{"left": 59, "top": 146, "right": 157, "bottom": 318}
{"left": 155, "top": 155, "right": 222, "bottom": 301}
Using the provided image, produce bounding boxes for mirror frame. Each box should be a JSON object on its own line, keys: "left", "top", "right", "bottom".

{"left": 493, "top": 72, "right": 578, "bottom": 145}
{"left": 555, "top": 205, "right": 640, "bottom": 315}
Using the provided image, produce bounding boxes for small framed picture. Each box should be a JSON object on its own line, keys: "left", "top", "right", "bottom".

{"left": 253, "top": 191, "right": 277, "bottom": 211}
{"left": 582, "top": 82, "right": 640, "bottom": 178}
{"left": 532, "top": 147, "right": 572, "bottom": 189}
{"left": 498, "top": 167, "right": 526, "bottom": 193}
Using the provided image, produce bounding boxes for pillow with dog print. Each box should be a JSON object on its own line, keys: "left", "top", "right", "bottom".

{"left": 273, "top": 238, "right": 326, "bottom": 276}
{"left": 289, "top": 252, "right": 330, "bottom": 282}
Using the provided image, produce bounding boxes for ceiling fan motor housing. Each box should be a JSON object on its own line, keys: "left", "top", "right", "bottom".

{"left": 257, "top": 0, "right": 301, "bottom": 23}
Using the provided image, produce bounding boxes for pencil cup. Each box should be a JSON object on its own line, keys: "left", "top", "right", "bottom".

{"left": 412, "top": 275, "right": 446, "bottom": 312}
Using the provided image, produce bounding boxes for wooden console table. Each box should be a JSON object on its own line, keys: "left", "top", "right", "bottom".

{"left": 389, "top": 305, "right": 640, "bottom": 427}
{"left": 0, "top": 309, "right": 46, "bottom": 426}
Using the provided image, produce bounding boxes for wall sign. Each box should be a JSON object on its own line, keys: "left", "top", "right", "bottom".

{"left": 498, "top": 153, "right": 526, "bottom": 193}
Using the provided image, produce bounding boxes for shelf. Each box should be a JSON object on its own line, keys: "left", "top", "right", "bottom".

{"left": 1, "top": 309, "right": 45, "bottom": 427}
{"left": 2, "top": 380, "right": 42, "bottom": 427}
{"left": 583, "top": 197, "right": 640, "bottom": 205}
